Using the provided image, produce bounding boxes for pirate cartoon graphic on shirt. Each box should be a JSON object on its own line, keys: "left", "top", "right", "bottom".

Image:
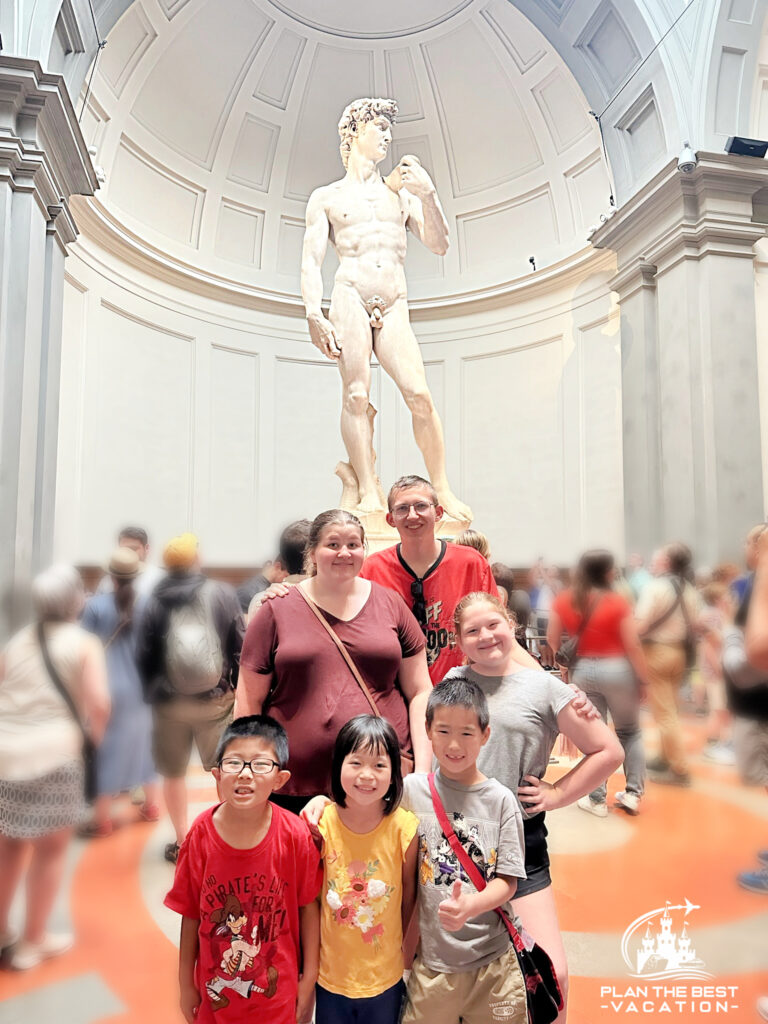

{"left": 206, "top": 893, "right": 278, "bottom": 1012}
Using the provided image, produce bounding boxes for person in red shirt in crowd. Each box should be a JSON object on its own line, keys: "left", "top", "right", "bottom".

{"left": 360, "top": 475, "right": 537, "bottom": 682}
{"left": 547, "top": 549, "right": 649, "bottom": 817}
{"left": 165, "top": 715, "right": 322, "bottom": 1024}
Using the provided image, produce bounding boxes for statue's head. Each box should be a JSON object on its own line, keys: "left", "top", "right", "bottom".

{"left": 338, "top": 97, "right": 398, "bottom": 168}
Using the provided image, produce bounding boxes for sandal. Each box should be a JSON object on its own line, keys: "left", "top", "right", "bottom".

{"left": 139, "top": 802, "right": 160, "bottom": 823}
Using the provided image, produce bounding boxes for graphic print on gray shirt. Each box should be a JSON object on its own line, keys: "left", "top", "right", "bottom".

{"left": 402, "top": 771, "right": 525, "bottom": 974}
{"left": 444, "top": 667, "right": 575, "bottom": 818}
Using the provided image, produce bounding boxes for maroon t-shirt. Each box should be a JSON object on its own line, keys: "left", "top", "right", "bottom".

{"left": 240, "top": 583, "right": 425, "bottom": 796}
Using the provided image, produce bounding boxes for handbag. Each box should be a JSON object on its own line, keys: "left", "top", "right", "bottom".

{"left": 296, "top": 586, "right": 414, "bottom": 776}
{"left": 37, "top": 623, "right": 98, "bottom": 803}
{"left": 555, "top": 595, "right": 598, "bottom": 670}
{"left": 427, "top": 772, "right": 563, "bottom": 1024}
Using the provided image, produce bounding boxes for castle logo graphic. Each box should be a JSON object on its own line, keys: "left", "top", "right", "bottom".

{"left": 621, "top": 899, "right": 713, "bottom": 981}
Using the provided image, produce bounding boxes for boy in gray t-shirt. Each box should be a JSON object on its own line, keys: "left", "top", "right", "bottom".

{"left": 401, "top": 678, "right": 528, "bottom": 1024}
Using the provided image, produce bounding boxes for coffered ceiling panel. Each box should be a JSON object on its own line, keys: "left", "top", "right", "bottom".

{"left": 83, "top": 0, "right": 610, "bottom": 301}
{"left": 131, "top": 0, "right": 273, "bottom": 168}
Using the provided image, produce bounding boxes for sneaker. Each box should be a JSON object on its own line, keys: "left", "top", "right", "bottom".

{"left": 0, "top": 930, "right": 17, "bottom": 963}
{"left": 648, "top": 768, "right": 691, "bottom": 787}
{"left": 164, "top": 841, "right": 180, "bottom": 864}
{"left": 11, "top": 932, "right": 73, "bottom": 970}
{"left": 77, "top": 819, "right": 113, "bottom": 839}
{"left": 139, "top": 802, "right": 160, "bottom": 823}
{"left": 702, "top": 742, "right": 736, "bottom": 765}
{"left": 738, "top": 868, "right": 768, "bottom": 894}
{"left": 758, "top": 995, "right": 768, "bottom": 1021}
{"left": 646, "top": 756, "right": 670, "bottom": 773}
{"left": 615, "top": 791, "right": 640, "bottom": 815}
{"left": 758, "top": 851, "right": 768, "bottom": 866}
{"left": 577, "top": 796, "right": 608, "bottom": 818}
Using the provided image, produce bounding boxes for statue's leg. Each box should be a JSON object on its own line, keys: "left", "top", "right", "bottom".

{"left": 329, "top": 285, "right": 383, "bottom": 513}
{"left": 375, "top": 300, "right": 472, "bottom": 522}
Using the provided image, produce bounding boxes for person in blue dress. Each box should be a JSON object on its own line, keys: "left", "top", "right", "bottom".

{"left": 80, "top": 547, "right": 159, "bottom": 837}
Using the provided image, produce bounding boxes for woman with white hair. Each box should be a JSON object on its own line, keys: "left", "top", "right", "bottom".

{"left": 0, "top": 565, "right": 110, "bottom": 970}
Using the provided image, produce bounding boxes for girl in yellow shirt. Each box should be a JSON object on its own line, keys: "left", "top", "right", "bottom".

{"left": 316, "top": 715, "right": 419, "bottom": 1024}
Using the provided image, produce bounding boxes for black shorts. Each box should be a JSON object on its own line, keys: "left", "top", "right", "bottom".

{"left": 516, "top": 812, "right": 551, "bottom": 897}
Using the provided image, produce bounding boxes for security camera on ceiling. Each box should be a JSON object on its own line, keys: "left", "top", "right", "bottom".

{"left": 677, "top": 142, "right": 698, "bottom": 175}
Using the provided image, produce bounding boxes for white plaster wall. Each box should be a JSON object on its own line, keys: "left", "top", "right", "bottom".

{"left": 55, "top": 238, "right": 623, "bottom": 568}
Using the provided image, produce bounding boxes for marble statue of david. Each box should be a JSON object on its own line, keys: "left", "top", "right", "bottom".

{"left": 301, "top": 97, "right": 471, "bottom": 522}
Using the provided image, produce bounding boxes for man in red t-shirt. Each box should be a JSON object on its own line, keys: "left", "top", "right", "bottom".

{"left": 361, "top": 475, "right": 536, "bottom": 682}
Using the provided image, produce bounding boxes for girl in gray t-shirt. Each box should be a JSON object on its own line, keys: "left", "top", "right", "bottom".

{"left": 447, "top": 591, "right": 622, "bottom": 1022}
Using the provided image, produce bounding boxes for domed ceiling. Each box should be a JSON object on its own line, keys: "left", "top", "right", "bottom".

{"left": 78, "top": 0, "right": 611, "bottom": 304}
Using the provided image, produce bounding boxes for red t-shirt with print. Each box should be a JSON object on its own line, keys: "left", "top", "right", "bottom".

{"left": 551, "top": 588, "right": 632, "bottom": 658}
{"left": 360, "top": 541, "right": 499, "bottom": 682}
{"left": 165, "top": 804, "right": 322, "bottom": 1024}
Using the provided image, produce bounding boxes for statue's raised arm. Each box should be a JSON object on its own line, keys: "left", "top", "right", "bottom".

{"left": 299, "top": 97, "right": 472, "bottom": 524}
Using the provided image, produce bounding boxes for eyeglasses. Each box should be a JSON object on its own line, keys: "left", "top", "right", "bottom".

{"left": 391, "top": 501, "right": 435, "bottom": 520}
{"left": 411, "top": 579, "right": 427, "bottom": 626}
{"left": 219, "top": 757, "right": 280, "bottom": 775}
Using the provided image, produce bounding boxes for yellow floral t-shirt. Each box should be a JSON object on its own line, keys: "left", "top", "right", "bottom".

{"left": 317, "top": 804, "right": 418, "bottom": 998}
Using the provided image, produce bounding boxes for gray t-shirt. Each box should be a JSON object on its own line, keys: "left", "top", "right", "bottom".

{"left": 402, "top": 771, "right": 525, "bottom": 974}
{"left": 444, "top": 666, "right": 575, "bottom": 818}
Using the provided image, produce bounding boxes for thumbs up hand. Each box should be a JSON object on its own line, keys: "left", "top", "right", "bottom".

{"left": 438, "top": 879, "right": 475, "bottom": 932}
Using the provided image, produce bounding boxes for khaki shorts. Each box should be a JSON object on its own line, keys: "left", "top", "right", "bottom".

{"left": 732, "top": 716, "right": 768, "bottom": 786}
{"left": 402, "top": 946, "right": 526, "bottom": 1024}
{"left": 152, "top": 694, "right": 235, "bottom": 777}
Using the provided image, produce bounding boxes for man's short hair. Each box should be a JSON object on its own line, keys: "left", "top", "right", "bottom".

{"left": 215, "top": 714, "right": 289, "bottom": 768}
{"left": 338, "top": 97, "right": 398, "bottom": 169}
{"left": 118, "top": 526, "right": 149, "bottom": 547}
{"left": 387, "top": 474, "right": 439, "bottom": 511}
{"left": 426, "top": 677, "right": 489, "bottom": 732}
{"left": 278, "top": 520, "right": 311, "bottom": 576}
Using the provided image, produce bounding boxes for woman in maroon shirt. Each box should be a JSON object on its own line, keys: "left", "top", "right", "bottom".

{"left": 548, "top": 549, "right": 649, "bottom": 817}
{"left": 235, "top": 510, "right": 432, "bottom": 813}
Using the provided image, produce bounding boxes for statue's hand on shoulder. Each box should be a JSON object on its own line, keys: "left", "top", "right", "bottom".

{"left": 307, "top": 312, "right": 341, "bottom": 360}
{"left": 398, "top": 155, "right": 435, "bottom": 200}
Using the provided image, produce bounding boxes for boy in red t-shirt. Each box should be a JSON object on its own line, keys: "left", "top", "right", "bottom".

{"left": 165, "top": 715, "right": 322, "bottom": 1024}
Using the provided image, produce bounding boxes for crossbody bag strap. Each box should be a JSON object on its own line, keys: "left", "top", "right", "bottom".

{"left": 296, "top": 585, "right": 380, "bottom": 718}
{"left": 37, "top": 622, "right": 89, "bottom": 744}
{"left": 427, "top": 772, "right": 524, "bottom": 953}
{"left": 671, "top": 579, "right": 693, "bottom": 636}
{"left": 572, "top": 594, "right": 599, "bottom": 647}
{"left": 642, "top": 579, "right": 683, "bottom": 639}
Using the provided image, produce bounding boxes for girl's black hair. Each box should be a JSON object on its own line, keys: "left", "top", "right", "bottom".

{"left": 331, "top": 715, "right": 403, "bottom": 815}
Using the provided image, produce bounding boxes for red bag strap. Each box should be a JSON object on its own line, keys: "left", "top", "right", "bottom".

{"left": 427, "top": 772, "right": 524, "bottom": 952}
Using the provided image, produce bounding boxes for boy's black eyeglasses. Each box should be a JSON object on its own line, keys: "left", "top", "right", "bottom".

{"left": 411, "top": 579, "right": 427, "bottom": 626}
{"left": 219, "top": 757, "right": 280, "bottom": 775}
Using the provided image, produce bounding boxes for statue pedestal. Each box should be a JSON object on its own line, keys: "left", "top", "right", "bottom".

{"left": 356, "top": 510, "right": 472, "bottom": 554}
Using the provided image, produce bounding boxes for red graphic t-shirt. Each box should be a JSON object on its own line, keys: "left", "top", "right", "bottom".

{"left": 360, "top": 542, "right": 499, "bottom": 682}
{"left": 165, "top": 804, "right": 322, "bottom": 1024}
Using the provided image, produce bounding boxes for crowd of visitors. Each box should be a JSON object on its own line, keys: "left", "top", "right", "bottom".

{"left": 1, "top": 473, "right": 767, "bottom": 1023}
